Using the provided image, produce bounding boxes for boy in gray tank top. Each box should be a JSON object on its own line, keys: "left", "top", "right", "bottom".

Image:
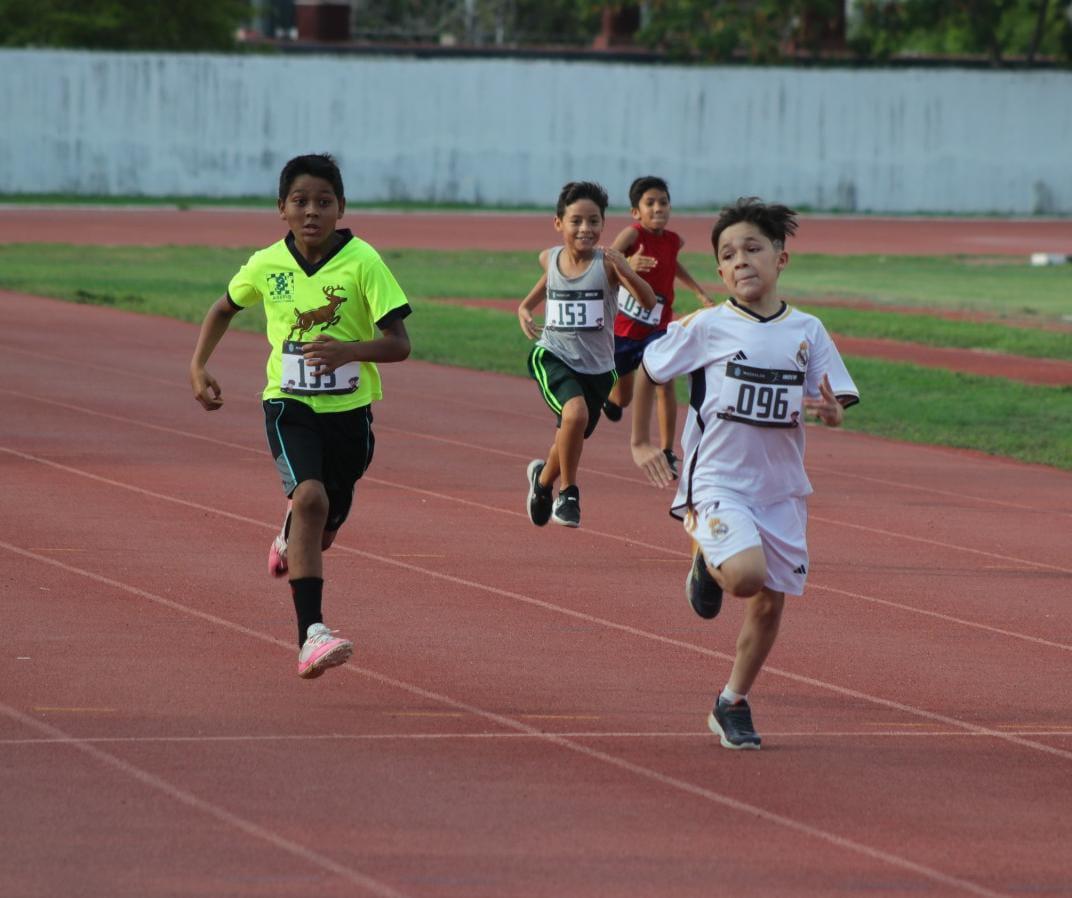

{"left": 518, "top": 181, "right": 657, "bottom": 529}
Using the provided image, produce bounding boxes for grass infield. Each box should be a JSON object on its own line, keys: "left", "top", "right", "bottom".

{"left": 2, "top": 243, "right": 1069, "bottom": 469}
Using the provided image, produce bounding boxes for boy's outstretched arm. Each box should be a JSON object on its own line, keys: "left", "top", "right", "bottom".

{"left": 675, "top": 259, "right": 715, "bottom": 307}
{"left": 517, "top": 270, "right": 548, "bottom": 340}
{"left": 630, "top": 367, "right": 676, "bottom": 487}
{"left": 803, "top": 373, "right": 845, "bottom": 427}
{"left": 604, "top": 246, "right": 657, "bottom": 309}
{"left": 303, "top": 317, "right": 411, "bottom": 376}
{"left": 190, "top": 294, "right": 240, "bottom": 410}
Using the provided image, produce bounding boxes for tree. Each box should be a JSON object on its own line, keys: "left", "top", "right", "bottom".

{"left": 574, "top": 1, "right": 847, "bottom": 63}
{"left": 349, "top": 0, "right": 600, "bottom": 46}
{"left": 0, "top": 0, "right": 252, "bottom": 51}
{"left": 848, "top": 0, "right": 1072, "bottom": 66}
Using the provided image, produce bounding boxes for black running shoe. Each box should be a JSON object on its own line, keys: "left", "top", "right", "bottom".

{"left": 663, "top": 449, "right": 680, "bottom": 479}
{"left": 552, "top": 485, "right": 581, "bottom": 528}
{"left": 708, "top": 697, "right": 761, "bottom": 750}
{"left": 685, "top": 546, "right": 723, "bottom": 619}
{"left": 602, "top": 400, "right": 623, "bottom": 422}
{"left": 526, "top": 460, "right": 552, "bottom": 526}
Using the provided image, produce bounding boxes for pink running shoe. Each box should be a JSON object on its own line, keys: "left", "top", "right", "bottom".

{"left": 297, "top": 623, "right": 353, "bottom": 679}
{"left": 268, "top": 533, "right": 288, "bottom": 578}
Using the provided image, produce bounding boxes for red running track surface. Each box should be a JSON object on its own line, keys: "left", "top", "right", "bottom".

{"left": 3, "top": 206, "right": 1072, "bottom": 255}
{"left": 2, "top": 294, "right": 1071, "bottom": 897}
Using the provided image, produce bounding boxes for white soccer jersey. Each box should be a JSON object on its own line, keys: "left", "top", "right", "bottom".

{"left": 642, "top": 299, "right": 859, "bottom": 517}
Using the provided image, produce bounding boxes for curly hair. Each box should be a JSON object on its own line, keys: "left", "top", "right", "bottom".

{"left": 711, "top": 197, "right": 798, "bottom": 252}
{"left": 556, "top": 181, "right": 609, "bottom": 218}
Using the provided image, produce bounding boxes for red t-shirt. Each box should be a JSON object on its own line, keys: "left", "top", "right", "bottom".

{"left": 613, "top": 224, "right": 682, "bottom": 339}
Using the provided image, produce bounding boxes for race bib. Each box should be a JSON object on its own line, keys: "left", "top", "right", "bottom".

{"left": 544, "top": 288, "right": 605, "bottom": 330}
{"left": 280, "top": 340, "right": 361, "bottom": 395}
{"left": 716, "top": 362, "right": 804, "bottom": 428}
{"left": 617, "top": 286, "right": 665, "bottom": 326}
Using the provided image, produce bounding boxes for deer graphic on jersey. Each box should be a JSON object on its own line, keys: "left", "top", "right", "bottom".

{"left": 288, "top": 285, "right": 347, "bottom": 340}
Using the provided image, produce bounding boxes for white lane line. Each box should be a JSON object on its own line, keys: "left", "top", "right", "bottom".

{"left": 0, "top": 701, "right": 410, "bottom": 898}
{"left": 4, "top": 728, "right": 1072, "bottom": 747}
{"left": 808, "top": 464, "right": 1072, "bottom": 519}
{"left": 807, "top": 583, "right": 1072, "bottom": 653}
{"left": 0, "top": 544, "right": 1014, "bottom": 898}
{"left": 810, "top": 514, "right": 1072, "bottom": 574}
{"left": 3, "top": 497, "right": 1072, "bottom": 764}
{"left": 4, "top": 441, "right": 1070, "bottom": 655}
{"left": 4, "top": 380, "right": 1071, "bottom": 518}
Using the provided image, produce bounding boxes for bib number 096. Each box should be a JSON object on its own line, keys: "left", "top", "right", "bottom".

{"left": 735, "top": 383, "right": 790, "bottom": 420}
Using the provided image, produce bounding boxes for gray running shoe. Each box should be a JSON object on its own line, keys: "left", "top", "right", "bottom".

{"left": 552, "top": 486, "right": 580, "bottom": 528}
{"left": 708, "top": 697, "right": 761, "bottom": 750}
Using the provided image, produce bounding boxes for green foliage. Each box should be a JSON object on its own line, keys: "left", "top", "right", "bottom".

{"left": 631, "top": 0, "right": 846, "bottom": 63}
{"left": 0, "top": 0, "right": 252, "bottom": 50}
{"left": 848, "top": 0, "right": 1072, "bottom": 64}
{"left": 593, "top": 0, "right": 1070, "bottom": 65}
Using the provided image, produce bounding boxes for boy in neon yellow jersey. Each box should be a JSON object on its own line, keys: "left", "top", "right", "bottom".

{"left": 190, "top": 153, "right": 411, "bottom": 679}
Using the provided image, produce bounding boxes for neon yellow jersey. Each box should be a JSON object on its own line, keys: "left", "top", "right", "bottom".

{"left": 227, "top": 230, "right": 411, "bottom": 412}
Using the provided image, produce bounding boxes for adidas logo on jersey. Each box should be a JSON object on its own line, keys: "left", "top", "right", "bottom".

{"left": 792, "top": 564, "right": 807, "bottom": 575}
{"left": 732, "top": 350, "right": 749, "bottom": 361}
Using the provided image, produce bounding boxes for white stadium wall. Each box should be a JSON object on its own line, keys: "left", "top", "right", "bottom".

{"left": 1, "top": 48, "right": 1070, "bottom": 214}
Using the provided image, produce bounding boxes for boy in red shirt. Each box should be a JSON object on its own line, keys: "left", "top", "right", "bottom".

{"left": 603, "top": 176, "right": 713, "bottom": 476}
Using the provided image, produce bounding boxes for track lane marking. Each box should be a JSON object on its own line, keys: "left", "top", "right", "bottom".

{"left": 2, "top": 379, "right": 1069, "bottom": 517}
{"left": 0, "top": 701, "right": 410, "bottom": 898}
{"left": 0, "top": 542, "right": 1016, "bottom": 898}
{"left": 4, "top": 728, "right": 1071, "bottom": 747}
{"left": 3, "top": 496, "right": 1072, "bottom": 761}
{"left": 4, "top": 442, "right": 1070, "bottom": 654}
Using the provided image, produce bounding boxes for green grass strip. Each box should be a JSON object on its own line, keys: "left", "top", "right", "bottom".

{"left": 2, "top": 244, "right": 1069, "bottom": 470}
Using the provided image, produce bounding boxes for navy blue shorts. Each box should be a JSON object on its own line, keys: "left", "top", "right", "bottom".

{"left": 613, "top": 329, "right": 668, "bottom": 376}
{"left": 263, "top": 399, "right": 374, "bottom": 532}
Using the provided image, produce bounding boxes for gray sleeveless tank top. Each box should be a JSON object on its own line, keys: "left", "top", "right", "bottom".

{"left": 536, "top": 247, "right": 617, "bottom": 374}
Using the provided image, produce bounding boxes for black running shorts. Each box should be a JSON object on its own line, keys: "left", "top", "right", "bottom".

{"left": 263, "top": 398, "right": 374, "bottom": 532}
{"left": 527, "top": 346, "right": 617, "bottom": 439}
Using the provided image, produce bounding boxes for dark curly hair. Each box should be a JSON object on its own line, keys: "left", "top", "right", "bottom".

{"left": 711, "top": 197, "right": 798, "bottom": 252}
{"left": 556, "top": 181, "right": 608, "bottom": 218}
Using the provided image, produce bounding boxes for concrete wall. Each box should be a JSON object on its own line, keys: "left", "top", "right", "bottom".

{"left": 2, "top": 49, "right": 1069, "bottom": 213}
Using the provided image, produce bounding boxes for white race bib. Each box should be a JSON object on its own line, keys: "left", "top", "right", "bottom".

{"left": 617, "top": 286, "right": 665, "bottom": 326}
{"left": 544, "top": 288, "right": 605, "bottom": 330}
{"left": 280, "top": 340, "right": 361, "bottom": 395}
{"left": 716, "top": 362, "right": 803, "bottom": 428}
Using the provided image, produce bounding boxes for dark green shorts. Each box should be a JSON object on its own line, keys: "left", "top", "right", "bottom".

{"left": 527, "top": 346, "right": 617, "bottom": 439}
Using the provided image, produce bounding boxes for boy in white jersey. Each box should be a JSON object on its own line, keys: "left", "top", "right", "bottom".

{"left": 518, "top": 181, "right": 656, "bottom": 528}
{"left": 189, "top": 154, "right": 412, "bottom": 679}
{"left": 631, "top": 197, "right": 859, "bottom": 749}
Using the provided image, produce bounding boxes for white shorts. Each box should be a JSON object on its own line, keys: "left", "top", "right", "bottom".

{"left": 684, "top": 495, "right": 809, "bottom": 596}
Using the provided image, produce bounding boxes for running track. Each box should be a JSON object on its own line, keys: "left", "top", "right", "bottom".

{"left": 2, "top": 212, "right": 1071, "bottom": 897}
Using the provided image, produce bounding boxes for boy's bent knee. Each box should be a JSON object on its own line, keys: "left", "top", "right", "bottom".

{"left": 560, "top": 398, "right": 589, "bottom": 430}
{"left": 291, "top": 480, "right": 329, "bottom": 518}
{"left": 718, "top": 547, "right": 767, "bottom": 597}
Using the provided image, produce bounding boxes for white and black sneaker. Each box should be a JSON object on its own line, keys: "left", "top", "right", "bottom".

{"left": 685, "top": 545, "right": 723, "bottom": 619}
{"left": 552, "top": 486, "right": 580, "bottom": 528}
{"left": 526, "top": 459, "right": 553, "bottom": 526}
{"left": 708, "top": 697, "right": 761, "bottom": 750}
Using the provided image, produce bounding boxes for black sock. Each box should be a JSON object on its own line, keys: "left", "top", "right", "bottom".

{"left": 290, "top": 577, "right": 323, "bottom": 646}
